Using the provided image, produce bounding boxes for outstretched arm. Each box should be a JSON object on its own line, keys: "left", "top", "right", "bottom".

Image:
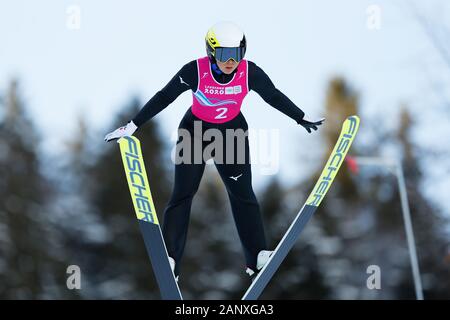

{"left": 248, "top": 61, "right": 324, "bottom": 133}
{"left": 105, "top": 61, "right": 197, "bottom": 142}
{"left": 132, "top": 60, "right": 197, "bottom": 127}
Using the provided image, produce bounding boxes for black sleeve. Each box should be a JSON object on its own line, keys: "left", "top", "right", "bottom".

{"left": 132, "top": 60, "right": 198, "bottom": 127}
{"left": 248, "top": 61, "right": 305, "bottom": 124}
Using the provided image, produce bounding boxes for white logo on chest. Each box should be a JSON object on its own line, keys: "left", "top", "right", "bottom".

{"left": 203, "top": 85, "right": 242, "bottom": 95}
{"left": 224, "top": 85, "right": 242, "bottom": 95}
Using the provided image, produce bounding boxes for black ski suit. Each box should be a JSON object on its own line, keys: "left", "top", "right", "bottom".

{"left": 132, "top": 59, "right": 305, "bottom": 276}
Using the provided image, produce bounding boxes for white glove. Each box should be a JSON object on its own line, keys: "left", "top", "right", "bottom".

{"left": 104, "top": 121, "right": 138, "bottom": 142}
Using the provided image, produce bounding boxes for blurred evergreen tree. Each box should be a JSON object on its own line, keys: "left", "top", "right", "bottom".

{"left": 0, "top": 80, "right": 66, "bottom": 298}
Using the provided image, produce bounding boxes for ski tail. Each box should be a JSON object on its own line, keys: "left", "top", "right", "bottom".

{"left": 242, "top": 115, "right": 360, "bottom": 300}
{"left": 118, "top": 136, "right": 182, "bottom": 300}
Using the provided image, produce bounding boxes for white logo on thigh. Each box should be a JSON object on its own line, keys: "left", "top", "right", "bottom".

{"left": 229, "top": 173, "right": 243, "bottom": 181}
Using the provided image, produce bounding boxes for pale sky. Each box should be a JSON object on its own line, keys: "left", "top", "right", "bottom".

{"left": 1, "top": 0, "right": 449, "bottom": 214}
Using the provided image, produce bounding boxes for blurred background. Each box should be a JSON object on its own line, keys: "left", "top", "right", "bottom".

{"left": 1, "top": 0, "right": 449, "bottom": 299}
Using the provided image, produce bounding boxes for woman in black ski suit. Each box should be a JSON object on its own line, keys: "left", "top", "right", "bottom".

{"left": 105, "top": 21, "right": 323, "bottom": 279}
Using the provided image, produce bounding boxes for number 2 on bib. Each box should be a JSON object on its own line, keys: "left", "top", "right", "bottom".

{"left": 215, "top": 107, "right": 228, "bottom": 119}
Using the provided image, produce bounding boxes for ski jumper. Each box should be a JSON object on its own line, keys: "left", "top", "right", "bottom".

{"left": 132, "top": 57, "right": 306, "bottom": 276}
{"left": 163, "top": 57, "right": 266, "bottom": 276}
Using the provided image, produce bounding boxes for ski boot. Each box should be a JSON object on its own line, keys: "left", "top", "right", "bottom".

{"left": 245, "top": 250, "right": 273, "bottom": 281}
{"left": 168, "top": 256, "right": 179, "bottom": 282}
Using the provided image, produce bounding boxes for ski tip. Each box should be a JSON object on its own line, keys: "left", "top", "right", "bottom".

{"left": 118, "top": 135, "right": 141, "bottom": 147}
{"left": 345, "top": 115, "right": 360, "bottom": 133}
{"left": 347, "top": 115, "right": 360, "bottom": 122}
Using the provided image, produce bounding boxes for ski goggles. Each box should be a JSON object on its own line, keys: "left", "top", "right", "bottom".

{"left": 214, "top": 47, "right": 245, "bottom": 63}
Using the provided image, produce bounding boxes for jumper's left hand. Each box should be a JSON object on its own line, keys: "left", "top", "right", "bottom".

{"left": 104, "top": 121, "right": 138, "bottom": 142}
{"left": 298, "top": 117, "right": 325, "bottom": 133}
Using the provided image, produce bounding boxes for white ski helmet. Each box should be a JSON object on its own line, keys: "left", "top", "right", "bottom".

{"left": 205, "top": 21, "right": 247, "bottom": 63}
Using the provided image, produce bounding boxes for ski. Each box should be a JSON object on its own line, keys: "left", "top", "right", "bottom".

{"left": 242, "top": 115, "right": 360, "bottom": 300}
{"left": 118, "top": 136, "right": 183, "bottom": 300}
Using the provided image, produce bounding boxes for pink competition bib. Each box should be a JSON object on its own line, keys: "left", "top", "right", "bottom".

{"left": 191, "top": 56, "right": 249, "bottom": 124}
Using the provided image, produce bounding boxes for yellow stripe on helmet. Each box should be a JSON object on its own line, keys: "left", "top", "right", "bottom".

{"left": 206, "top": 29, "right": 220, "bottom": 51}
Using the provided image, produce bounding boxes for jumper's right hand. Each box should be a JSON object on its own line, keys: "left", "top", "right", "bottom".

{"left": 298, "top": 117, "right": 325, "bottom": 133}
{"left": 104, "top": 121, "right": 138, "bottom": 142}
